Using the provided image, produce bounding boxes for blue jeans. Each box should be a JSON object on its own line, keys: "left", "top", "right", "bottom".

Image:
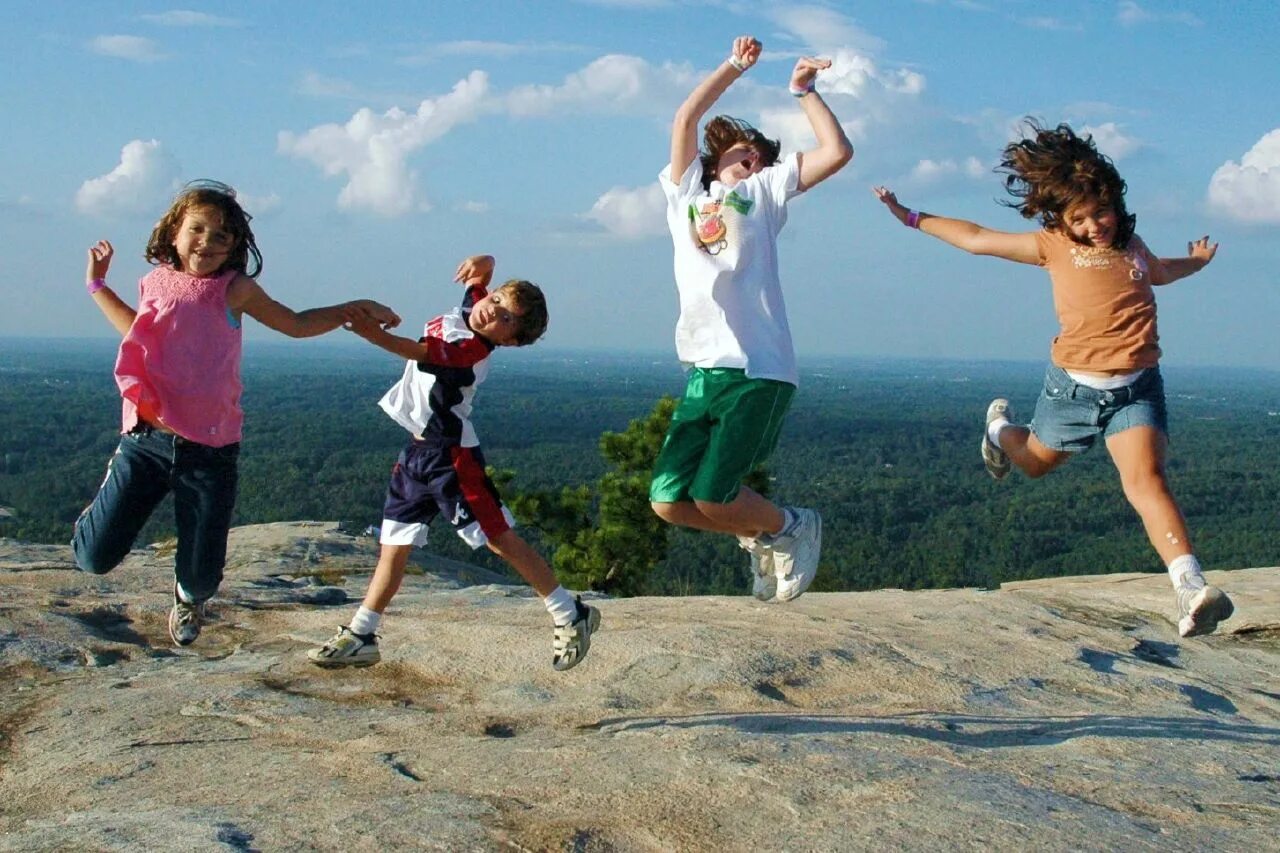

{"left": 1029, "top": 364, "right": 1168, "bottom": 453}
{"left": 73, "top": 426, "right": 240, "bottom": 603}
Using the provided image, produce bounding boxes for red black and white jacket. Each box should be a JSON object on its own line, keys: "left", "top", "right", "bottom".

{"left": 378, "top": 285, "right": 495, "bottom": 447}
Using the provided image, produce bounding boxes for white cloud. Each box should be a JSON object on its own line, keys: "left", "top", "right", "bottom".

{"left": 139, "top": 11, "right": 241, "bottom": 27}
{"left": 1082, "top": 122, "right": 1141, "bottom": 160}
{"left": 76, "top": 140, "right": 181, "bottom": 217}
{"left": 278, "top": 71, "right": 492, "bottom": 217}
{"left": 90, "top": 35, "right": 166, "bottom": 62}
{"left": 908, "top": 156, "right": 987, "bottom": 184}
{"left": 769, "top": 5, "right": 886, "bottom": 55}
{"left": 1117, "top": 1, "right": 1201, "bottom": 27}
{"left": 457, "top": 201, "right": 490, "bottom": 213}
{"left": 1208, "top": 129, "right": 1280, "bottom": 224}
{"left": 506, "top": 54, "right": 689, "bottom": 117}
{"left": 583, "top": 183, "right": 666, "bottom": 239}
{"left": 235, "top": 192, "right": 282, "bottom": 216}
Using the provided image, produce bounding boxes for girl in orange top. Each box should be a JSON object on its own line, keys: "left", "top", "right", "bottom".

{"left": 874, "top": 120, "right": 1231, "bottom": 639}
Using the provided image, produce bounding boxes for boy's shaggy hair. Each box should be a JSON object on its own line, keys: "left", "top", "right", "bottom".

{"left": 496, "top": 280, "right": 548, "bottom": 346}
{"left": 998, "top": 119, "right": 1137, "bottom": 249}
{"left": 698, "top": 116, "right": 782, "bottom": 191}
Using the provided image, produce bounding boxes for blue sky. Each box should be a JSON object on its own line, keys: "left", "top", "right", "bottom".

{"left": 2, "top": 0, "right": 1277, "bottom": 369}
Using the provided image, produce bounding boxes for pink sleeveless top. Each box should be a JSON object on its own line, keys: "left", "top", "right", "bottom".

{"left": 115, "top": 266, "right": 244, "bottom": 447}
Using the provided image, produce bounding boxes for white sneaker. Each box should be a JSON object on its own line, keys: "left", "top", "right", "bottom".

{"left": 1175, "top": 583, "right": 1234, "bottom": 638}
{"left": 772, "top": 508, "right": 822, "bottom": 602}
{"left": 552, "top": 598, "right": 601, "bottom": 671}
{"left": 983, "top": 398, "right": 1012, "bottom": 481}
{"left": 739, "top": 536, "right": 776, "bottom": 601}
{"left": 308, "top": 626, "right": 381, "bottom": 667}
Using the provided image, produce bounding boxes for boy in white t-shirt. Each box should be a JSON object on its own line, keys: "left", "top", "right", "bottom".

{"left": 650, "top": 36, "right": 853, "bottom": 602}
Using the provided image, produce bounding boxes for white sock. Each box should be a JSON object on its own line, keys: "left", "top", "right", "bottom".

{"left": 1167, "top": 554, "right": 1204, "bottom": 589}
{"left": 543, "top": 586, "right": 578, "bottom": 626}
{"left": 762, "top": 507, "right": 800, "bottom": 543}
{"left": 987, "top": 417, "right": 1010, "bottom": 449}
{"left": 175, "top": 583, "right": 196, "bottom": 604}
{"left": 349, "top": 606, "right": 381, "bottom": 637}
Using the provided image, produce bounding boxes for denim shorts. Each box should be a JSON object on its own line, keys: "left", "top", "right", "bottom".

{"left": 1029, "top": 364, "right": 1168, "bottom": 453}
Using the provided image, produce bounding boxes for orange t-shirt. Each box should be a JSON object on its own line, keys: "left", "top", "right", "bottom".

{"left": 1036, "top": 229, "right": 1167, "bottom": 372}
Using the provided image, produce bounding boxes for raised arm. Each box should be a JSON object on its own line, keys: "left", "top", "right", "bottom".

{"left": 85, "top": 240, "right": 137, "bottom": 336}
{"left": 228, "top": 275, "right": 401, "bottom": 338}
{"left": 1153, "top": 235, "right": 1218, "bottom": 285}
{"left": 671, "top": 36, "right": 762, "bottom": 180}
{"left": 872, "top": 187, "right": 1041, "bottom": 266}
{"left": 792, "top": 58, "right": 853, "bottom": 192}
{"left": 454, "top": 254, "right": 495, "bottom": 290}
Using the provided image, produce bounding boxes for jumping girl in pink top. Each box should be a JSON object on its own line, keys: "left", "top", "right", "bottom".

{"left": 874, "top": 120, "right": 1232, "bottom": 638}
{"left": 76, "top": 180, "right": 399, "bottom": 647}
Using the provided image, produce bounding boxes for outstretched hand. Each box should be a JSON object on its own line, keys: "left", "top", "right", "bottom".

{"left": 790, "top": 56, "right": 832, "bottom": 91}
{"left": 1188, "top": 235, "right": 1218, "bottom": 266}
{"left": 345, "top": 299, "right": 400, "bottom": 330}
{"left": 86, "top": 239, "right": 114, "bottom": 284}
{"left": 730, "top": 36, "right": 762, "bottom": 71}
{"left": 872, "top": 186, "right": 911, "bottom": 225}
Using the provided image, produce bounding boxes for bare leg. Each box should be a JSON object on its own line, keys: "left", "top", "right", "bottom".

{"left": 652, "top": 486, "right": 785, "bottom": 539}
{"left": 999, "top": 425, "right": 1073, "bottom": 479}
{"left": 486, "top": 528, "right": 558, "bottom": 597}
{"left": 1105, "top": 426, "right": 1193, "bottom": 565}
{"left": 360, "top": 543, "right": 413, "bottom": 613}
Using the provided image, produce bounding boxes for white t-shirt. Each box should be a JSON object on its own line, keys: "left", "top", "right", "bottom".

{"left": 658, "top": 153, "right": 802, "bottom": 386}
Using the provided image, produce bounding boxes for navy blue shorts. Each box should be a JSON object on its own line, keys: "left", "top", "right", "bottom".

{"left": 381, "top": 441, "right": 513, "bottom": 549}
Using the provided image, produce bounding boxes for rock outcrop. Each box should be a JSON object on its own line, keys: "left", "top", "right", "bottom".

{"left": 2, "top": 522, "right": 1277, "bottom": 851}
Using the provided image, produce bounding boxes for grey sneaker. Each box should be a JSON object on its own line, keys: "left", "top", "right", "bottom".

{"left": 552, "top": 597, "right": 601, "bottom": 671}
{"left": 983, "top": 398, "right": 1012, "bottom": 481}
{"left": 739, "top": 536, "right": 776, "bottom": 601}
{"left": 168, "top": 590, "right": 205, "bottom": 647}
{"left": 1176, "top": 582, "right": 1234, "bottom": 638}
{"left": 772, "top": 508, "right": 822, "bottom": 603}
{"left": 308, "top": 626, "right": 381, "bottom": 667}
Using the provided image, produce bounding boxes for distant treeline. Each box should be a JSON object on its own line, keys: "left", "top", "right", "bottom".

{"left": 3, "top": 339, "right": 1277, "bottom": 594}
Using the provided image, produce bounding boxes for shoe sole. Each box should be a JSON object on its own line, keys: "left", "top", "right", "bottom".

{"left": 309, "top": 655, "right": 381, "bottom": 669}
{"left": 1178, "top": 587, "right": 1234, "bottom": 637}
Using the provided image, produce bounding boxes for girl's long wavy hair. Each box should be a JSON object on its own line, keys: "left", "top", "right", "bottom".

{"left": 998, "top": 119, "right": 1136, "bottom": 249}
{"left": 145, "top": 180, "right": 263, "bottom": 277}
{"left": 698, "top": 116, "right": 782, "bottom": 191}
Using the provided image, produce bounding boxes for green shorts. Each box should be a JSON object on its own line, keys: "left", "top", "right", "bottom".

{"left": 649, "top": 367, "right": 795, "bottom": 505}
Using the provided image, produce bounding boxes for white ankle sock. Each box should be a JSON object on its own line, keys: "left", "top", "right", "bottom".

{"left": 349, "top": 606, "right": 381, "bottom": 637}
{"left": 1167, "top": 554, "right": 1204, "bottom": 589}
{"left": 175, "top": 583, "right": 196, "bottom": 604}
{"left": 543, "top": 586, "right": 578, "bottom": 626}
{"left": 987, "top": 418, "right": 1010, "bottom": 449}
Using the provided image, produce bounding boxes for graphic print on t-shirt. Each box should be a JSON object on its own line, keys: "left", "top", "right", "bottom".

{"left": 688, "top": 189, "right": 754, "bottom": 256}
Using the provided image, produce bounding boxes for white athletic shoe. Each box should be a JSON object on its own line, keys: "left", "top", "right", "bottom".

{"left": 983, "top": 398, "right": 1012, "bottom": 481}
{"left": 308, "top": 626, "right": 381, "bottom": 667}
{"left": 552, "top": 598, "right": 601, "bottom": 671}
{"left": 1176, "top": 582, "right": 1234, "bottom": 638}
{"left": 772, "top": 508, "right": 822, "bottom": 603}
{"left": 739, "top": 536, "right": 777, "bottom": 601}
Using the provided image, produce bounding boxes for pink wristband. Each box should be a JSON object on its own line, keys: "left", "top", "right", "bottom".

{"left": 87, "top": 278, "right": 107, "bottom": 294}
{"left": 906, "top": 210, "right": 921, "bottom": 229}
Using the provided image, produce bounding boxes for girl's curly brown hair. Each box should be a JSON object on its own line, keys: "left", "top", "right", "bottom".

{"left": 145, "top": 180, "right": 263, "bottom": 277}
{"left": 998, "top": 119, "right": 1136, "bottom": 249}
{"left": 699, "top": 115, "right": 782, "bottom": 191}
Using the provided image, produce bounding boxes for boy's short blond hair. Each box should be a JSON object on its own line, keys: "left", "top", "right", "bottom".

{"left": 496, "top": 280, "right": 548, "bottom": 346}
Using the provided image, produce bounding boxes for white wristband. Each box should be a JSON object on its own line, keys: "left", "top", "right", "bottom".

{"left": 728, "top": 56, "right": 747, "bottom": 72}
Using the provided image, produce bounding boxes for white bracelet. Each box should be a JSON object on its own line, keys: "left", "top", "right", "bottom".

{"left": 728, "top": 56, "right": 747, "bottom": 72}
{"left": 789, "top": 84, "right": 815, "bottom": 97}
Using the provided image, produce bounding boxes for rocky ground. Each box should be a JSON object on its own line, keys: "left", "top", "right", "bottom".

{"left": 1, "top": 521, "right": 1277, "bottom": 851}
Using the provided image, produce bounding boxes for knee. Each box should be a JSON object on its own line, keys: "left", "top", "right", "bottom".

{"left": 72, "top": 540, "right": 118, "bottom": 575}
{"left": 651, "top": 501, "right": 679, "bottom": 524}
{"left": 1121, "top": 470, "right": 1170, "bottom": 506}
{"left": 692, "top": 499, "right": 729, "bottom": 523}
